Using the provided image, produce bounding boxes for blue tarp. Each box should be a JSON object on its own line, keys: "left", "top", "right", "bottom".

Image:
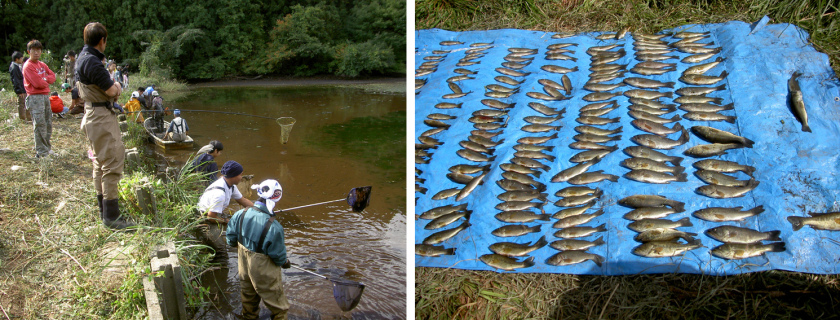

{"left": 414, "top": 19, "right": 840, "bottom": 275}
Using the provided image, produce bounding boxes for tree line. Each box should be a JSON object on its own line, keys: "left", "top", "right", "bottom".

{"left": 1, "top": 0, "right": 405, "bottom": 80}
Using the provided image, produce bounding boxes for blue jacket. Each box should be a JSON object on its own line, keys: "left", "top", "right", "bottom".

{"left": 226, "top": 202, "right": 288, "bottom": 266}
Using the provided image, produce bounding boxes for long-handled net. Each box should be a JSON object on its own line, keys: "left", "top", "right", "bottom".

{"left": 290, "top": 264, "right": 366, "bottom": 312}
{"left": 277, "top": 117, "right": 296, "bottom": 144}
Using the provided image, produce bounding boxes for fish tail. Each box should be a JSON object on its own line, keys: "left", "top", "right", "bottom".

{"left": 607, "top": 174, "right": 619, "bottom": 182}
{"left": 678, "top": 129, "right": 690, "bottom": 144}
{"left": 534, "top": 236, "right": 549, "bottom": 249}
{"left": 456, "top": 103, "right": 463, "bottom": 108}
{"left": 537, "top": 193, "right": 548, "bottom": 202}
{"left": 444, "top": 247, "right": 456, "bottom": 255}
{"left": 670, "top": 114, "right": 683, "bottom": 122}
{"left": 523, "top": 256, "right": 536, "bottom": 268}
{"left": 786, "top": 216, "right": 805, "bottom": 231}
{"left": 664, "top": 92, "right": 674, "bottom": 98}
{"left": 679, "top": 217, "right": 693, "bottom": 227}
{"left": 546, "top": 146, "right": 555, "bottom": 152}
{"left": 591, "top": 254, "right": 604, "bottom": 267}
{"left": 488, "top": 155, "right": 497, "bottom": 162}
{"left": 674, "top": 166, "right": 686, "bottom": 174}
{"left": 549, "top": 133, "right": 559, "bottom": 139}
{"left": 592, "top": 209, "right": 605, "bottom": 217}
{"left": 725, "top": 116, "right": 736, "bottom": 124}
{"left": 672, "top": 122, "right": 685, "bottom": 132}
{"left": 750, "top": 205, "right": 765, "bottom": 215}
{"left": 548, "top": 155, "right": 556, "bottom": 162}
{"left": 688, "top": 238, "right": 703, "bottom": 248}
{"left": 537, "top": 184, "right": 548, "bottom": 192}
{"left": 593, "top": 236, "right": 605, "bottom": 246}
{"left": 766, "top": 230, "right": 782, "bottom": 241}
{"left": 743, "top": 165, "right": 756, "bottom": 177}
{"left": 665, "top": 82, "right": 675, "bottom": 88}
{"left": 537, "top": 213, "right": 552, "bottom": 221}
{"left": 715, "top": 84, "right": 727, "bottom": 91}
{"left": 672, "top": 201, "right": 686, "bottom": 213}
{"left": 769, "top": 242, "right": 786, "bottom": 253}
{"left": 533, "top": 171, "right": 543, "bottom": 178}
{"left": 802, "top": 124, "right": 812, "bottom": 132}
{"left": 596, "top": 223, "right": 607, "bottom": 232}
{"left": 675, "top": 172, "right": 688, "bottom": 182}
{"left": 720, "top": 70, "right": 728, "bottom": 78}
{"left": 711, "top": 97, "right": 724, "bottom": 104}
{"left": 571, "top": 67, "right": 579, "bottom": 72}
{"left": 742, "top": 137, "right": 755, "bottom": 148}
{"left": 532, "top": 224, "right": 542, "bottom": 232}
{"left": 571, "top": 57, "right": 578, "bottom": 62}
{"left": 594, "top": 189, "right": 604, "bottom": 198}
{"left": 722, "top": 103, "right": 735, "bottom": 110}
{"left": 608, "top": 145, "right": 619, "bottom": 152}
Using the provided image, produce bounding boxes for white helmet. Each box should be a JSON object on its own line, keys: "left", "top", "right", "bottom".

{"left": 252, "top": 179, "right": 282, "bottom": 202}
{"left": 130, "top": 92, "right": 139, "bottom": 99}
{"left": 152, "top": 90, "right": 159, "bottom": 97}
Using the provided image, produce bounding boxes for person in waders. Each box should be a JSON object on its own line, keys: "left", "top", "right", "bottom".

{"left": 76, "top": 22, "right": 134, "bottom": 229}
{"left": 196, "top": 160, "right": 254, "bottom": 261}
{"left": 165, "top": 109, "right": 188, "bottom": 141}
{"left": 227, "top": 179, "right": 291, "bottom": 320}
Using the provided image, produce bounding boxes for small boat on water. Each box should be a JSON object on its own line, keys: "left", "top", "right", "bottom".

{"left": 143, "top": 118, "right": 194, "bottom": 150}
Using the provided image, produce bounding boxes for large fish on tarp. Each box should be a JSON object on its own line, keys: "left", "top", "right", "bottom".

{"left": 787, "top": 211, "right": 840, "bottom": 231}
{"left": 788, "top": 71, "right": 812, "bottom": 132}
{"left": 479, "top": 254, "right": 536, "bottom": 271}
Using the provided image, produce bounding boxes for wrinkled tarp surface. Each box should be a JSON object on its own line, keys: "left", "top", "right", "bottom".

{"left": 414, "top": 19, "right": 840, "bottom": 275}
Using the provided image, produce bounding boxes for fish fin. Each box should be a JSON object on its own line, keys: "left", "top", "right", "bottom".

{"left": 534, "top": 236, "right": 548, "bottom": 249}
{"left": 665, "top": 82, "right": 675, "bottom": 88}
{"left": 591, "top": 254, "right": 604, "bottom": 267}
{"left": 679, "top": 217, "right": 693, "bottom": 227}
{"left": 806, "top": 211, "right": 821, "bottom": 217}
{"left": 523, "top": 256, "right": 536, "bottom": 268}
{"left": 596, "top": 223, "right": 607, "bottom": 232}
{"left": 751, "top": 205, "right": 765, "bottom": 215}
{"left": 533, "top": 171, "right": 542, "bottom": 178}
{"left": 678, "top": 129, "right": 690, "bottom": 144}
{"left": 676, "top": 173, "right": 688, "bottom": 182}
{"left": 743, "top": 137, "right": 755, "bottom": 148}
{"left": 769, "top": 242, "right": 786, "bottom": 252}
{"left": 711, "top": 97, "right": 724, "bottom": 104}
{"left": 802, "top": 124, "right": 812, "bottom": 132}
{"left": 787, "top": 216, "right": 804, "bottom": 231}
{"left": 593, "top": 236, "right": 605, "bottom": 246}
{"left": 766, "top": 230, "right": 782, "bottom": 241}
{"left": 669, "top": 157, "right": 684, "bottom": 167}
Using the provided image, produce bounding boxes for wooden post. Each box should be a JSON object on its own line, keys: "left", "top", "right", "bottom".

{"left": 135, "top": 177, "right": 156, "bottom": 217}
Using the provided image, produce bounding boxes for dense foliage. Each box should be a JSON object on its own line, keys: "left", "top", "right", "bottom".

{"left": 0, "top": 0, "right": 405, "bottom": 80}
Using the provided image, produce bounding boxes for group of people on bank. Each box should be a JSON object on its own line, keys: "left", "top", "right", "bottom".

{"left": 8, "top": 22, "right": 292, "bottom": 319}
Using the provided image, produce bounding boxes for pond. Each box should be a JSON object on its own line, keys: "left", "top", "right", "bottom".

{"left": 150, "top": 80, "right": 406, "bottom": 319}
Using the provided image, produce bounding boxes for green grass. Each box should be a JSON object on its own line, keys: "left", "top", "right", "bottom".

{"left": 416, "top": 0, "right": 840, "bottom": 75}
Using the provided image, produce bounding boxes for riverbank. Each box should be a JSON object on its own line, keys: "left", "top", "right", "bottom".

{"left": 189, "top": 75, "right": 406, "bottom": 92}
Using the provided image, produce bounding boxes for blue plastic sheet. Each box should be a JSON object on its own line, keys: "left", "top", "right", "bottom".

{"left": 414, "top": 19, "right": 840, "bottom": 275}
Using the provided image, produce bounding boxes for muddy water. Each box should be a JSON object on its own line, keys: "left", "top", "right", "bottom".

{"left": 154, "top": 82, "right": 406, "bottom": 319}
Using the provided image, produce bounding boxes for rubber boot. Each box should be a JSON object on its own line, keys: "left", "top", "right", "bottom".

{"left": 102, "top": 199, "right": 136, "bottom": 230}
{"left": 97, "top": 194, "right": 104, "bottom": 220}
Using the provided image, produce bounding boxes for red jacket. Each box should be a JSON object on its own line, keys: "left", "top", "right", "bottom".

{"left": 49, "top": 95, "right": 64, "bottom": 113}
{"left": 22, "top": 59, "right": 55, "bottom": 95}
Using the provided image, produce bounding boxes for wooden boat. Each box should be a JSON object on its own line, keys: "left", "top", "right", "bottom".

{"left": 143, "top": 118, "right": 194, "bottom": 150}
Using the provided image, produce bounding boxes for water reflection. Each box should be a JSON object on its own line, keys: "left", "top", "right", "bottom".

{"left": 155, "top": 83, "right": 406, "bottom": 319}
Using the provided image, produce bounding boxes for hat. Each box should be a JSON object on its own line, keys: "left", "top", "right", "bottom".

{"left": 252, "top": 179, "right": 282, "bottom": 202}
{"left": 130, "top": 92, "right": 139, "bottom": 99}
{"left": 61, "top": 83, "right": 71, "bottom": 90}
{"left": 221, "top": 160, "right": 243, "bottom": 178}
{"left": 173, "top": 109, "right": 180, "bottom": 116}
{"left": 152, "top": 91, "right": 159, "bottom": 97}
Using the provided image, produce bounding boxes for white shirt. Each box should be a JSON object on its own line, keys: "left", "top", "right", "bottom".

{"left": 197, "top": 177, "right": 243, "bottom": 214}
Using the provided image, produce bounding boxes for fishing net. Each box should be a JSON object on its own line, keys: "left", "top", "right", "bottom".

{"left": 346, "top": 186, "right": 372, "bottom": 212}
{"left": 330, "top": 279, "right": 366, "bottom": 312}
{"left": 276, "top": 117, "right": 296, "bottom": 144}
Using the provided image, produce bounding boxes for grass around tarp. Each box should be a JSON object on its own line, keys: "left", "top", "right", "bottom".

{"left": 415, "top": 0, "right": 840, "bottom": 318}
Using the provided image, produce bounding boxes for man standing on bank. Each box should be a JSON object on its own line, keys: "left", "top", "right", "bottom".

{"left": 76, "top": 22, "right": 133, "bottom": 229}
{"left": 227, "top": 179, "right": 291, "bottom": 320}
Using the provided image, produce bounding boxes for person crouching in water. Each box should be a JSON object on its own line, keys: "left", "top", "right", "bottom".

{"left": 165, "top": 109, "right": 188, "bottom": 141}
{"left": 196, "top": 160, "right": 254, "bottom": 261}
{"left": 227, "top": 179, "right": 291, "bottom": 320}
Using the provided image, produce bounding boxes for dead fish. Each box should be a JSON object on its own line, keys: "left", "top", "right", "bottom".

{"left": 568, "top": 171, "right": 619, "bottom": 185}
{"left": 427, "top": 113, "right": 457, "bottom": 120}
{"left": 634, "top": 229, "right": 698, "bottom": 242}
{"left": 632, "top": 120, "right": 684, "bottom": 136}
{"left": 454, "top": 68, "right": 478, "bottom": 75}
{"left": 695, "top": 170, "right": 754, "bottom": 187}
{"left": 522, "top": 123, "right": 562, "bottom": 133}
{"left": 497, "top": 179, "right": 543, "bottom": 192}
{"left": 631, "top": 129, "right": 690, "bottom": 150}
{"left": 676, "top": 84, "right": 726, "bottom": 96}
{"left": 440, "top": 40, "right": 464, "bottom": 46}
{"left": 415, "top": 184, "right": 427, "bottom": 194}
{"left": 498, "top": 190, "right": 547, "bottom": 202}
{"left": 514, "top": 150, "right": 556, "bottom": 162}
{"left": 424, "top": 119, "right": 451, "bottom": 129}
{"left": 788, "top": 211, "right": 840, "bottom": 231}
{"left": 636, "top": 61, "right": 677, "bottom": 69}
{"left": 496, "top": 75, "right": 524, "bottom": 86}
{"left": 629, "top": 104, "right": 677, "bottom": 116}
{"left": 550, "top": 236, "right": 605, "bottom": 251}
{"left": 679, "top": 71, "right": 728, "bottom": 85}
{"left": 675, "top": 46, "right": 721, "bottom": 55}
{"left": 473, "top": 109, "right": 508, "bottom": 118}
{"left": 683, "top": 111, "right": 736, "bottom": 123}
{"left": 479, "top": 254, "right": 535, "bottom": 271}
{"left": 583, "top": 82, "right": 624, "bottom": 92}
{"left": 693, "top": 159, "right": 755, "bottom": 177}
{"left": 555, "top": 186, "right": 599, "bottom": 197}
{"left": 485, "top": 91, "right": 515, "bottom": 99}
{"left": 569, "top": 141, "right": 618, "bottom": 151}
{"left": 624, "top": 207, "right": 680, "bottom": 221}
{"left": 422, "top": 221, "right": 471, "bottom": 245}
{"left": 456, "top": 149, "right": 495, "bottom": 162}
{"left": 630, "top": 66, "right": 676, "bottom": 76}
{"left": 577, "top": 116, "right": 621, "bottom": 125}
{"left": 541, "top": 65, "right": 579, "bottom": 74}
{"left": 447, "top": 75, "right": 475, "bottom": 83}
{"left": 490, "top": 236, "right": 549, "bottom": 257}
{"left": 538, "top": 79, "right": 564, "bottom": 91}
{"left": 624, "top": 77, "right": 675, "bottom": 89}
{"left": 705, "top": 226, "right": 781, "bottom": 244}
{"left": 435, "top": 102, "right": 462, "bottom": 109}
{"left": 682, "top": 52, "right": 718, "bottom": 63}
{"left": 501, "top": 171, "right": 544, "bottom": 188}
{"left": 580, "top": 100, "right": 618, "bottom": 112}
{"left": 543, "top": 85, "right": 566, "bottom": 99}
{"left": 471, "top": 129, "right": 502, "bottom": 139}
{"left": 635, "top": 54, "right": 679, "bottom": 62}
{"left": 469, "top": 134, "right": 504, "bottom": 147}
{"left": 511, "top": 157, "right": 551, "bottom": 171}
{"left": 574, "top": 132, "right": 621, "bottom": 143}
{"left": 500, "top": 162, "right": 543, "bottom": 177}
{"left": 553, "top": 209, "right": 604, "bottom": 228}
{"left": 693, "top": 206, "right": 765, "bottom": 222}
{"left": 624, "top": 146, "right": 681, "bottom": 166}
{"left": 628, "top": 217, "right": 693, "bottom": 233}
{"left": 551, "top": 202, "right": 595, "bottom": 220}
{"left": 420, "top": 127, "right": 445, "bottom": 137}
{"left": 552, "top": 158, "right": 599, "bottom": 185}
{"left": 683, "top": 57, "right": 725, "bottom": 75}
{"left": 697, "top": 180, "right": 760, "bottom": 199}
{"left": 528, "top": 103, "right": 566, "bottom": 116}
{"left": 621, "top": 157, "right": 684, "bottom": 174}
{"left": 673, "top": 95, "right": 723, "bottom": 104}
{"left": 492, "top": 224, "right": 542, "bottom": 237}
{"left": 481, "top": 99, "right": 515, "bottom": 110}
{"left": 554, "top": 223, "right": 607, "bottom": 239}
{"left": 562, "top": 74, "right": 573, "bottom": 95}
{"left": 446, "top": 172, "right": 476, "bottom": 185}
{"left": 527, "top": 91, "right": 565, "bottom": 101}
{"left": 625, "top": 169, "right": 687, "bottom": 184}
{"left": 502, "top": 61, "right": 530, "bottom": 69}
{"left": 524, "top": 115, "right": 563, "bottom": 125}
{"left": 456, "top": 171, "right": 487, "bottom": 201}
{"left": 545, "top": 53, "right": 578, "bottom": 62}
{"left": 448, "top": 82, "right": 463, "bottom": 94}
{"left": 711, "top": 242, "right": 785, "bottom": 260}
{"left": 467, "top": 115, "right": 503, "bottom": 125}
{"left": 624, "top": 89, "right": 673, "bottom": 100}
{"left": 575, "top": 125, "right": 622, "bottom": 136}
{"left": 486, "top": 83, "right": 519, "bottom": 93}
{"left": 496, "top": 67, "right": 531, "bottom": 77}
{"left": 633, "top": 239, "right": 702, "bottom": 258}
{"left": 518, "top": 132, "right": 558, "bottom": 145}
{"left": 496, "top": 210, "right": 551, "bottom": 223}
{"left": 629, "top": 97, "right": 675, "bottom": 110}
{"left": 554, "top": 190, "right": 603, "bottom": 208}
{"left": 618, "top": 195, "right": 685, "bottom": 212}
{"left": 431, "top": 188, "right": 461, "bottom": 201}
{"left": 418, "top": 136, "right": 442, "bottom": 146}
{"left": 628, "top": 111, "right": 681, "bottom": 124}
{"left": 546, "top": 251, "right": 604, "bottom": 267}
{"left": 569, "top": 149, "right": 614, "bottom": 163}
{"left": 415, "top": 244, "right": 455, "bottom": 257}
{"left": 683, "top": 143, "right": 744, "bottom": 158}
{"left": 582, "top": 91, "right": 622, "bottom": 102}
{"left": 678, "top": 102, "right": 734, "bottom": 113}
{"left": 425, "top": 210, "right": 471, "bottom": 230}
{"left": 788, "top": 71, "right": 811, "bottom": 132}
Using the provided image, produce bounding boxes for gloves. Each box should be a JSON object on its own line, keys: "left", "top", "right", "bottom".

{"left": 281, "top": 260, "right": 291, "bottom": 269}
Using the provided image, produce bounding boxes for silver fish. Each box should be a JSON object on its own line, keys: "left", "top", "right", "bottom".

{"left": 630, "top": 66, "right": 675, "bottom": 75}
{"left": 696, "top": 180, "right": 760, "bottom": 199}
{"left": 562, "top": 75, "right": 573, "bottom": 95}
{"left": 528, "top": 102, "right": 566, "bottom": 116}
{"left": 495, "top": 200, "right": 545, "bottom": 212}
{"left": 678, "top": 102, "right": 734, "bottom": 113}
{"left": 711, "top": 242, "right": 785, "bottom": 260}
{"left": 435, "top": 102, "right": 462, "bottom": 109}
{"left": 582, "top": 91, "right": 622, "bottom": 102}
{"left": 527, "top": 91, "right": 565, "bottom": 101}
{"left": 676, "top": 84, "right": 726, "bottom": 96}
{"left": 551, "top": 202, "right": 595, "bottom": 220}
{"left": 479, "top": 254, "right": 535, "bottom": 271}
{"left": 456, "top": 149, "right": 495, "bottom": 162}
{"left": 679, "top": 71, "right": 728, "bottom": 85}
{"left": 693, "top": 205, "right": 765, "bottom": 222}
{"left": 634, "top": 229, "right": 697, "bottom": 242}
{"left": 456, "top": 171, "right": 487, "bottom": 201}
{"left": 518, "top": 132, "right": 558, "bottom": 145}
{"left": 522, "top": 123, "right": 562, "bottom": 133}
{"left": 440, "top": 40, "right": 464, "bottom": 46}
{"left": 683, "top": 111, "right": 736, "bottom": 123}
{"left": 583, "top": 82, "right": 624, "bottom": 92}
{"left": 788, "top": 71, "right": 811, "bottom": 132}
{"left": 575, "top": 125, "right": 622, "bottom": 136}
{"left": 496, "top": 67, "right": 531, "bottom": 77}
{"left": 625, "top": 169, "right": 688, "bottom": 184}
{"left": 500, "top": 163, "right": 543, "bottom": 177}
{"left": 489, "top": 236, "right": 548, "bottom": 257}
{"left": 624, "top": 207, "right": 680, "bottom": 221}
{"left": 569, "top": 149, "right": 615, "bottom": 163}
{"left": 683, "top": 143, "right": 744, "bottom": 158}
{"left": 633, "top": 239, "right": 702, "bottom": 258}
{"left": 629, "top": 104, "right": 677, "bottom": 116}
{"left": 618, "top": 195, "right": 685, "bottom": 211}
{"left": 498, "top": 190, "right": 547, "bottom": 202}
{"left": 550, "top": 161, "right": 602, "bottom": 184}
{"left": 469, "top": 134, "right": 504, "bottom": 147}
{"left": 621, "top": 157, "right": 685, "bottom": 174}
{"left": 425, "top": 210, "right": 471, "bottom": 230}
{"left": 415, "top": 244, "right": 456, "bottom": 257}
{"left": 787, "top": 211, "right": 840, "bottom": 231}
{"left": 511, "top": 157, "right": 550, "bottom": 171}
{"left": 693, "top": 159, "right": 755, "bottom": 177}
{"left": 492, "top": 224, "right": 542, "bottom": 237}
{"left": 624, "top": 89, "right": 673, "bottom": 100}
{"left": 513, "top": 144, "right": 554, "bottom": 153}
{"left": 574, "top": 133, "right": 621, "bottom": 143}
{"left": 631, "top": 129, "right": 690, "bottom": 150}
{"left": 497, "top": 179, "right": 543, "bottom": 192}
{"left": 495, "top": 210, "right": 551, "bottom": 223}
{"left": 705, "top": 226, "right": 781, "bottom": 244}
{"left": 550, "top": 236, "right": 605, "bottom": 251}
{"left": 496, "top": 75, "right": 524, "bottom": 86}
{"left": 624, "top": 77, "right": 675, "bottom": 89}
{"left": 553, "top": 209, "right": 604, "bottom": 228}
{"left": 673, "top": 95, "right": 723, "bottom": 104}
{"left": 424, "top": 119, "right": 451, "bottom": 129}
{"left": 568, "top": 171, "right": 619, "bottom": 185}
{"left": 541, "top": 65, "right": 579, "bottom": 74}
{"left": 524, "top": 115, "right": 563, "bottom": 125}
{"left": 431, "top": 188, "right": 461, "bottom": 201}
{"left": 682, "top": 52, "right": 718, "bottom": 63}
{"left": 695, "top": 170, "right": 754, "bottom": 187}
{"left": 629, "top": 97, "right": 675, "bottom": 110}
{"left": 632, "top": 120, "right": 684, "bottom": 136}
{"left": 628, "top": 111, "right": 681, "bottom": 124}
{"left": 628, "top": 217, "right": 693, "bottom": 233}
{"left": 486, "top": 83, "right": 519, "bottom": 93}
{"left": 481, "top": 99, "right": 515, "bottom": 110}
{"left": 427, "top": 113, "right": 457, "bottom": 120}
{"left": 545, "top": 53, "right": 578, "bottom": 61}
{"left": 546, "top": 251, "right": 604, "bottom": 267}
{"left": 422, "top": 221, "right": 471, "bottom": 245}
{"left": 624, "top": 147, "right": 681, "bottom": 166}
{"left": 577, "top": 116, "right": 621, "bottom": 125}
{"left": 514, "top": 150, "right": 556, "bottom": 162}
{"left": 454, "top": 68, "right": 478, "bottom": 75}
{"left": 570, "top": 141, "right": 618, "bottom": 151}
{"left": 683, "top": 57, "right": 725, "bottom": 75}
{"left": 554, "top": 190, "right": 603, "bottom": 208}
{"left": 420, "top": 127, "right": 445, "bottom": 137}
{"left": 554, "top": 223, "right": 607, "bottom": 239}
